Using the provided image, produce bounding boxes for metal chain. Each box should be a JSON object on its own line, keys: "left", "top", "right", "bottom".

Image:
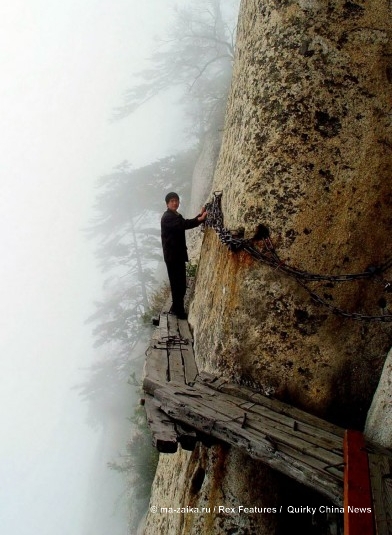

{"left": 204, "top": 191, "right": 392, "bottom": 322}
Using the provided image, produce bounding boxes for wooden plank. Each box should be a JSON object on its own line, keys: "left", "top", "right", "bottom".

{"left": 182, "top": 383, "right": 343, "bottom": 476}
{"left": 344, "top": 430, "right": 375, "bottom": 535}
{"left": 151, "top": 325, "right": 162, "bottom": 343}
{"left": 368, "top": 452, "right": 392, "bottom": 535}
{"left": 165, "top": 314, "right": 197, "bottom": 384}
{"left": 178, "top": 318, "right": 193, "bottom": 343}
{"left": 175, "top": 422, "right": 197, "bottom": 451}
{"left": 150, "top": 321, "right": 168, "bottom": 349}
{"left": 198, "top": 378, "right": 345, "bottom": 439}
{"left": 159, "top": 312, "right": 169, "bottom": 342}
{"left": 277, "top": 439, "right": 344, "bottom": 480}
{"left": 143, "top": 346, "right": 168, "bottom": 383}
{"left": 179, "top": 332, "right": 198, "bottom": 385}
{"left": 144, "top": 395, "right": 178, "bottom": 453}
{"left": 195, "top": 382, "right": 343, "bottom": 454}
{"left": 154, "top": 384, "right": 343, "bottom": 504}
{"left": 142, "top": 346, "right": 168, "bottom": 395}
{"left": 157, "top": 385, "right": 343, "bottom": 504}
{"left": 167, "top": 313, "right": 180, "bottom": 340}
{"left": 182, "top": 349, "right": 198, "bottom": 385}
{"left": 168, "top": 348, "right": 185, "bottom": 385}
{"left": 187, "top": 382, "right": 342, "bottom": 469}
{"left": 195, "top": 384, "right": 343, "bottom": 466}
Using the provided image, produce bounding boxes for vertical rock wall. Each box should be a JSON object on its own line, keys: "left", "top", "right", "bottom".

{"left": 143, "top": 445, "right": 279, "bottom": 535}
{"left": 144, "top": 3, "right": 392, "bottom": 533}
{"left": 365, "top": 346, "right": 392, "bottom": 447}
{"left": 191, "top": 0, "right": 392, "bottom": 425}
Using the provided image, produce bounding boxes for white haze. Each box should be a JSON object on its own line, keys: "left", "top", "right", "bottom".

{"left": 0, "top": 1, "right": 186, "bottom": 534}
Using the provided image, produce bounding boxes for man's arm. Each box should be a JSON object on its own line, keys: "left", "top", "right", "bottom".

{"left": 162, "top": 208, "right": 206, "bottom": 231}
{"left": 186, "top": 207, "right": 207, "bottom": 229}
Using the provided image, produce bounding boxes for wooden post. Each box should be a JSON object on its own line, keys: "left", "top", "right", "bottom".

{"left": 344, "top": 429, "right": 375, "bottom": 535}
{"left": 367, "top": 450, "right": 392, "bottom": 535}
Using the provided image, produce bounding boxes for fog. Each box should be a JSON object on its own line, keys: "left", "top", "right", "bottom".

{"left": 0, "top": 1, "right": 185, "bottom": 534}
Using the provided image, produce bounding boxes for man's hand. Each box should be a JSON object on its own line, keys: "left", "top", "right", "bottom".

{"left": 198, "top": 209, "right": 208, "bottom": 222}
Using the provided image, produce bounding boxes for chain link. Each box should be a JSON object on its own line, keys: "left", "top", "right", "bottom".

{"left": 204, "top": 192, "right": 392, "bottom": 322}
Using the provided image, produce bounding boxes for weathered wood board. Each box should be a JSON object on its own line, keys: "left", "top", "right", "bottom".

{"left": 368, "top": 452, "right": 392, "bottom": 535}
{"left": 144, "top": 394, "right": 177, "bottom": 453}
{"left": 168, "top": 347, "right": 185, "bottom": 385}
{"left": 143, "top": 310, "right": 199, "bottom": 453}
{"left": 180, "top": 331, "right": 198, "bottom": 385}
{"left": 178, "top": 318, "right": 193, "bottom": 343}
{"left": 143, "top": 345, "right": 168, "bottom": 395}
{"left": 158, "top": 311, "right": 169, "bottom": 341}
{"left": 167, "top": 312, "right": 180, "bottom": 340}
{"left": 143, "top": 310, "right": 392, "bottom": 518}
{"left": 153, "top": 383, "right": 343, "bottom": 505}
{"left": 193, "top": 381, "right": 343, "bottom": 465}
{"left": 197, "top": 373, "right": 345, "bottom": 439}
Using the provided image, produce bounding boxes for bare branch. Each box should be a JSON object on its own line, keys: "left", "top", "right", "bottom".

{"left": 189, "top": 54, "right": 233, "bottom": 91}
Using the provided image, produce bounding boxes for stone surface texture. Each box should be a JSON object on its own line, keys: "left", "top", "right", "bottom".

{"left": 143, "top": 444, "right": 279, "bottom": 535}
{"left": 365, "top": 346, "right": 392, "bottom": 447}
{"left": 191, "top": 0, "right": 392, "bottom": 425}
{"left": 144, "top": 1, "right": 392, "bottom": 533}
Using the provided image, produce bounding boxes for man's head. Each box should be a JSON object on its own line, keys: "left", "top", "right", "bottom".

{"left": 165, "top": 191, "right": 180, "bottom": 211}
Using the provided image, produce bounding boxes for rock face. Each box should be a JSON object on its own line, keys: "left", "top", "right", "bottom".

{"left": 143, "top": 445, "right": 279, "bottom": 535}
{"left": 365, "top": 347, "right": 392, "bottom": 447}
{"left": 191, "top": 0, "right": 392, "bottom": 425}
{"left": 144, "top": 1, "right": 392, "bottom": 533}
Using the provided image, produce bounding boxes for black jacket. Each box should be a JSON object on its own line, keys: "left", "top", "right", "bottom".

{"left": 161, "top": 209, "right": 201, "bottom": 263}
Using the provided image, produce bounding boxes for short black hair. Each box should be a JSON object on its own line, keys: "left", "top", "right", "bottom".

{"left": 165, "top": 191, "right": 179, "bottom": 203}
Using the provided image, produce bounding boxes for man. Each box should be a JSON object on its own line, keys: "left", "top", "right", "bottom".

{"left": 161, "top": 192, "right": 207, "bottom": 319}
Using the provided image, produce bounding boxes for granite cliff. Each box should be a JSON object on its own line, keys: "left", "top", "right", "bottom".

{"left": 144, "top": 1, "right": 392, "bottom": 533}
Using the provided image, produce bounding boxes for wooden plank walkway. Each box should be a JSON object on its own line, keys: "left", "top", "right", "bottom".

{"left": 142, "top": 309, "right": 392, "bottom": 529}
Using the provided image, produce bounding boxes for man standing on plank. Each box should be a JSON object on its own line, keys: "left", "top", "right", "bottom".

{"left": 161, "top": 192, "right": 207, "bottom": 319}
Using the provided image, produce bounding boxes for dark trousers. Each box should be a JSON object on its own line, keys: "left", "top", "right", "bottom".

{"left": 165, "top": 261, "right": 187, "bottom": 315}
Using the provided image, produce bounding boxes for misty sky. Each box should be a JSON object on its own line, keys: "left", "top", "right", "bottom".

{"left": 0, "top": 1, "right": 186, "bottom": 533}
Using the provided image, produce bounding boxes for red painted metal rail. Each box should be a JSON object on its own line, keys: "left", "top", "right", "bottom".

{"left": 344, "top": 430, "right": 375, "bottom": 535}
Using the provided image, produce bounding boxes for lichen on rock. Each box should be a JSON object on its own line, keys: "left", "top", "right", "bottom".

{"left": 191, "top": 0, "right": 392, "bottom": 424}
{"left": 145, "top": 1, "right": 392, "bottom": 533}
